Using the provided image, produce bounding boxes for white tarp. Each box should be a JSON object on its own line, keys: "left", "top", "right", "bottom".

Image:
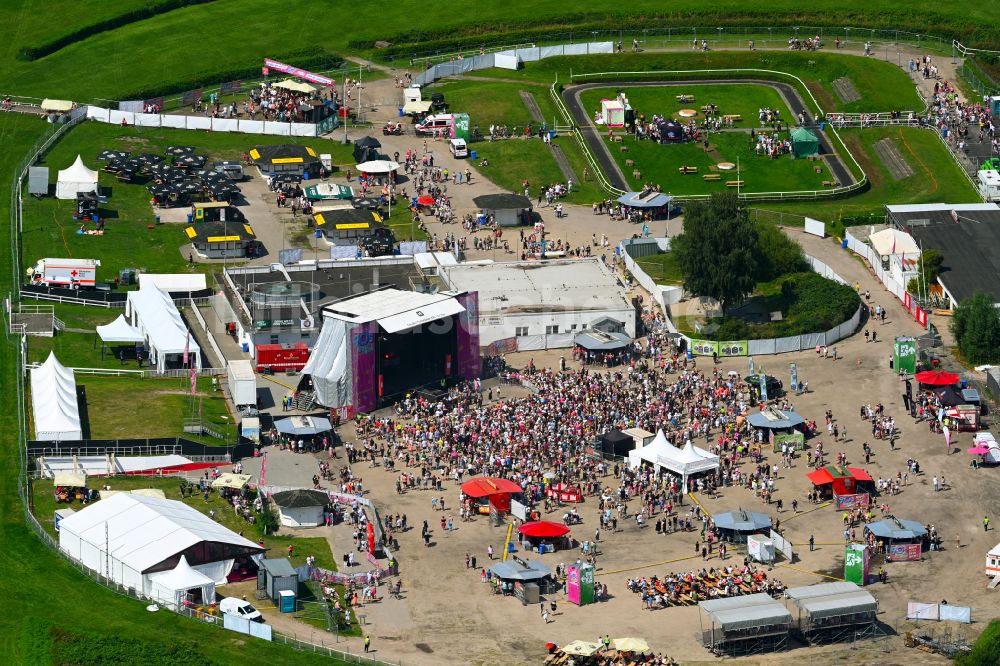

{"left": 869, "top": 228, "right": 919, "bottom": 257}
{"left": 126, "top": 287, "right": 201, "bottom": 373}
{"left": 302, "top": 316, "right": 351, "bottom": 408}
{"left": 495, "top": 53, "right": 521, "bottom": 70}
{"left": 804, "top": 217, "right": 826, "bottom": 237}
{"left": 148, "top": 555, "right": 216, "bottom": 608}
{"left": 137, "top": 273, "right": 207, "bottom": 292}
{"left": 30, "top": 352, "right": 82, "bottom": 441}
{"left": 96, "top": 314, "right": 145, "bottom": 343}
{"left": 55, "top": 155, "right": 98, "bottom": 200}
{"left": 42, "top": 99, "right": 74, "bottom": 112}
{"left": 907, "top": 602, "right": 940, "bottom": 621}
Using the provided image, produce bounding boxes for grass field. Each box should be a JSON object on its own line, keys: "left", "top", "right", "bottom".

{"left": 635, "top": 251, "right": 683, "bottom": 285}
{"left": 579, "top": 83, "right": 793, "bottom": 127}
{"left": 21, "top": 120, "right": 354, "bottom": 279}
{"left": 470, "top": 137, "right": 605, "bottom": 204}
{"left": 428, "top": 80, "right": 561, "bottom": 129}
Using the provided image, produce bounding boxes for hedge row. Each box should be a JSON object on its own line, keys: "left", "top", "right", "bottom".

{"left": 351, "top": 11, "right": 1000, "bottom": 60}
{"left": 18, "top": 0, "right": 218, "bottom": 61}
{"left": 701, "top": 272, "right": 860, "bottom": 340}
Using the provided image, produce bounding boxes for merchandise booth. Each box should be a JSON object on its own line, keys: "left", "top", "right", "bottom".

{"left": 545, "top": 482, "right": 582, "bottom": 503}
{"left": 461, "top": 477, "right": 523, "bottom": 515}
{"left": 746, "top": 407, "right": 806, "bottom": 451}
{"left": 806, "top": 466, "right": 874, "bottom": 508}
{"left": 863, "top": 517, "right": 927, "bottom": 561}
{"left": 713, "top": 508, "right": 772, "bottom": 544}
{"left": 600, "top": 99, "right": 626, "bottom": 127}
{"left": 518, "top": 520, "right": 571, "bottom": 554}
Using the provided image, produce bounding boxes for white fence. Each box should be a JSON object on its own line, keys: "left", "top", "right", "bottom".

{"left": 412, "top": 42, "right": 613, "bottom": 86}
{"left": 623, "top": 243, "right": 862, "bottom": 356}
{"left": 223, "top": 613, "right": 273, "bottom": 640}
{"left": 618, "top": 238, "right": 683, "bottom": 312}
{"left": 844, "top": 229, "right": 906, "bottom": 302}
{"left": 84, "top": 106, "right": 317, "bottom": 137}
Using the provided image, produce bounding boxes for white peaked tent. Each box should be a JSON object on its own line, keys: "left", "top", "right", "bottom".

{"left": 301, "top": 316, "right": 352, "bottom": 408}
{"left": 96, "top": 314, "right": 145, "bottom": 343}
{"left": 30, "top": 352, "right": 82, "bottom": 441}
{"left": 125, "top": 286, "right": 201, "bottom": 373}
{"left": 55, "top": 155, "right": 99, "bottom": 200}
{"left": 148, "top": 555, "right": 216, "bottom": 608}
{"left": 628, "top": 429, "right": 719, "bottom": 493}
{"left": 869, "top": 228, "right": 919, "bottom": 257}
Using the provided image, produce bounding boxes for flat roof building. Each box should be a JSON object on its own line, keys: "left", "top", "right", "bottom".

{"left": 440, "top": 258, "right": 636, "bottom": 348}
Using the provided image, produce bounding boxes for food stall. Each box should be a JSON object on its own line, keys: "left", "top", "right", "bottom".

{"left": 746, "top": 406, "right": 806, "bottom": 451}
{"left": 53, "top": 470, "right": 88, "bottom": 503}
{"left": 461, "top": 477, "right": 523, "bottom": 515}
{"left": 518, "top": 520, "right": 571, "bottom": 554}
{"left": 944, "top": 404, "right": 980, "bottom": 432}
{"left": 806, "top": 466, "right": 874, "bottom": 508}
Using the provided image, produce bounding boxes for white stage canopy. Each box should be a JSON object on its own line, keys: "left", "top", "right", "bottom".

{"left": 96, "top": 314, "right": 145, "bottom": 343}
{"left": 148, "top": 555, "right": 216, "bottom": 608}
{"left": 30, "top": 352, "right": 82, "bottom": 441}
{"left": 126, "top": 287, "right": 201, "bottom": 373}
{"left": 55, "top": 155, "right": 98, "bottom": 200}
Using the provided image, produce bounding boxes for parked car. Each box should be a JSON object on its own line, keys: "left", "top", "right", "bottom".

{"left": 219, "top": 597, "right": 264, "bottom": 622}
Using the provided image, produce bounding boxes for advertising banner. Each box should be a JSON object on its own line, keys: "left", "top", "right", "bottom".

{"left": 367, "top": 521, "right": 375, "bottom": 554}
{"left": 790, "top": 362, "right": 798, "bottom": 392}
{"left": 579, "top": 563, "right": 595, "bottom": 605}
{"left": 567, "top": 564, "right": 581, "bottom": 604}
{"left": 771, "top": 430, "right": 805, "bottom": 451}
{"left": 844, "top": 543, "right": 869, "bottom": 585}
{"left": 689, "top": 339, "right": 716, "bottom": 356}
{"left": 894, "top": 336, "right": 917, "bottom": 374}
{"left": 760, "top": 373, "right": 768, "bottom": 402}
{"left": 263, "top": 58, "right": 335, "bottom": 86}
{"left": 888, "top": 543, "right": 922, "bottom": 561}
{"left": 718, "top": 340, "right": 748, "bottom": 357}
{"left": 835, "top": 492, "right": 871, "bottom": 509}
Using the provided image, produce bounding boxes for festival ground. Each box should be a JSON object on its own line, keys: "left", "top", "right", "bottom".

{"left": 238, "top": 216, "right": 997, "bottom": 664}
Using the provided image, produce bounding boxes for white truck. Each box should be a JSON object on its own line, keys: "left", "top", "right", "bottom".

{"left": 26, "top": 258, "right": 100, "bottom": 288}
{"left": 226, "top": 359, "right": 257, "bottom": 406}
{"left": 977, "top": 170, "right": 1000, "bottom": 202}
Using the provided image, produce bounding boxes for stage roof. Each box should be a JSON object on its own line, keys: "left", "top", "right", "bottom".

{"left": 321, "top": 287, "right": 466, "bottom": 333}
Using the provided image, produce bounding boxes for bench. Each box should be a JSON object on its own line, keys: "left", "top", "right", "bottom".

{"left": 703, "top": 173, "right": 721, "bottom": 181}
{"left": 678, "top": 166, "right": 698, "bottom": 174}
{"left": 610, "top": 134, "right": 623, "bottom": 143}
{"left": 625, "top": 159, "right": 634, "bottom": 167}
{"left": 723, "top": 114, "right": 742, "bottom": 122}
{"left": 676, "top": 95, "right": 695, "bottom": 102}
{"left": 814, "top": 166, "right": 823, "bottom": 173}
{"left": 700, "top": 105, "right": 711, "bottom": 113}
{"left": 619, "top": 145, "right": 629, "bottom": 152}
{"left": 822, "top": 180, "right": 841, "bottom": 187}
{"left": 726, "top": 180, "right": 745, "bottom": 187}
{"left": 632, "top": 169, "right": 642, "bottom": 179}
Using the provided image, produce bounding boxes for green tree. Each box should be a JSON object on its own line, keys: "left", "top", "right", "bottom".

{"left": 757, "top": 224, "right": 808, "bottom": 281}
{"left": 951, "top": 291, "right": 1000, "bottom": 364}
{"left": 672, "top": 192, "right": 759, "bottom": 314}
{"left": 906, "top": 248, "right": 944, "bottom": 296}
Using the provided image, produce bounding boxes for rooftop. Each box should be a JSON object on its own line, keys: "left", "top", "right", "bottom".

{"left": 442, "top": 259, "right": 631, "bottom": 315}
{"left": 887, "top": 203, "right": 1000, "bottom": 303}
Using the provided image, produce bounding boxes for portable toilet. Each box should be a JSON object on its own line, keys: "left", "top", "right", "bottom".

{"left": 278, "top": 589, "right": 296, "bottom": 613}
{"left": 990, "top": 96, "right": 1000, "bottom": 115}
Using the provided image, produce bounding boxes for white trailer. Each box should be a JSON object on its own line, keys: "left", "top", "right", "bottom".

{"left": 978, "top": 170, "right": 1000, "bottom": 202}
{"left": 226, "top": 359, "right": 257, "bottom": 406}
{"left": 26, "top": 258, "right": 100, "bottom": 287}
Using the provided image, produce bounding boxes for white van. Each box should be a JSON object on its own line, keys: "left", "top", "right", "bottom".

{"left": 415, "top": 113, "right": 455, "bottom": 136}
{"left": 449, "top": 138, "right": 468, "bottom": 158}
{"left": 219, "top": 597, "right": 264, "bottom": 623}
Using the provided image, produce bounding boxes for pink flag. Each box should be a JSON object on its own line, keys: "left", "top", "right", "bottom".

{"left": 260, "top": 452, "right": 267, "bottom": 486}
{"left": 943, "top": 426, "right": 951, "bottom": 449}
{"left": 183, "top": 332, "right": 190, "bottom": 367}
{"left": 189, "top": 366, "right": 197, "bottom": 395}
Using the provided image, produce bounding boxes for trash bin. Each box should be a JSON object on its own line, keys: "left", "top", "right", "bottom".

{"left": 154, "top": 215, "right": 160, "bottom": 224}
{"left": 841, "top": 239, "right": 848, "bottom": 249}
{"left": 470, "top": 150, "right": 477, "bottom": 160}
{"left": 398, "top": 107, "right": 404, "bottom": 117}
{"left": 549, "top": 130, "right": 556, "bottom": 140}
{"left": 241, "top": 342, "right": 249, "bottom": 353}
{"left": 187, "top": 213, "right": 194, "bottom": 223}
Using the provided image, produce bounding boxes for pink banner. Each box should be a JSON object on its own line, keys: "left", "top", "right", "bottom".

{"left": 566, "top": 564, "right": 581, "bottom": 604}
{"left": 263, "top": 58, "right": 334, "bottom": 86}
{"left": 888, "top": 543, "right": 921, "bottom": 561}
{"left": 835, "top": 493, "right": 870, "bottom": 509}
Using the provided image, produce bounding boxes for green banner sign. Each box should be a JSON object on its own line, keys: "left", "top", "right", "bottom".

{"left": 894, "top": 336, "right": 917, "bottom": 374}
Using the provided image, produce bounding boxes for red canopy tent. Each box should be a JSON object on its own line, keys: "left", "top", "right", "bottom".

{"left": 807, "top": 466, "right": 874, "bottom": 503}
{"left": 914, "top": 370, "right": 960, "bottom": 386}
{"left": 518, "top": 521, "right": 570, "bottom": 539}
{"left": 461, "top": 477, "right": 523, "bottom": 514}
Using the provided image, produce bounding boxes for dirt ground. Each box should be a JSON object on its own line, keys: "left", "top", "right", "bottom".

{"left": 224, "top": 53, "right": 998, "bottom": 665}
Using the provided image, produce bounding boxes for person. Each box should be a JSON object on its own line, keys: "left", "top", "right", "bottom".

{"left": 986, "top": 516, "right": 991, "bottom": 532}
{"left": 809, "top": 534, "right": 814, "bottom": 551}
{"left": 364, "top": 635, "right": 371, "bottom": 653}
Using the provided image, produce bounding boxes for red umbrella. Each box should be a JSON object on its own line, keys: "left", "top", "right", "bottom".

{"left": 417, "top": 195, "right": 435, "bottom": 206}
{"left": 914, "top": 370, "right": 960, "bottom": 386}
{"left": 518, "top": 521, "right": 571, "bottom": 538}
{"left": 461, "top": 477, "right": 522, "bottom": 498}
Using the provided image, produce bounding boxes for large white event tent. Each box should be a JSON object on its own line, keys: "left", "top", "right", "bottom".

{"left": 58, "top": 493, "right": 263, "bottom": 604}
{"left": 147, "top": 555, "right": 216, "bottom": 607}
{"left": 125, "top": 286, "right": 201, "bottom": 373}
{"left": 55, "top": 155, "right": 99, "bottom": 200}
{"left": 96, "top": 314, "right": 145, "bottom": 343}
{"left": 30, "top": 352, "right": 82, "bottom": 441}
{"left": 628, "top": 429, "right": 719, "bottom": 492}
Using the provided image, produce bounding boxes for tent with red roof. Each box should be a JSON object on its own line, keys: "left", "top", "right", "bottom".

{"left": 807, "top": 466, "right": 874, "bottom": 501}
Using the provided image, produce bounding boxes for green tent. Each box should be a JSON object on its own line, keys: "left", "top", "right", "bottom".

{"left": 790, "top": 128, "right": 820, "bottom": 158}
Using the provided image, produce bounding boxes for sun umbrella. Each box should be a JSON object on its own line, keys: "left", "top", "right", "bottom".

{"left": 613, "top": 637, "right": 650, "bottom": 653}
{"left": 356, "top": 160, "right": 400, "bottom": 174}
{"left": 561, "top": 641, "right": 601, "bottom": 656}
{"left": 417, "top": 195, "right": 435, "bottom": 206}
{"left": 914, "top": 370, "right": 959, "bottom": 386}
{"left": 967, "top": 446, "right": 991, "bottom": 455}
{"left": 518, "top": 521, "right": 570, "bottom": 538}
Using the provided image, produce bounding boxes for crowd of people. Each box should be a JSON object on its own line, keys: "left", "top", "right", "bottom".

{"left": 628, "top": 565, "right": 785, "bottom": 609}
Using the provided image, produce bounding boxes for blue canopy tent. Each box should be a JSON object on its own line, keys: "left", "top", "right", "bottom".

{"left": 274, "top": 416, "right": 333, "bottom": 436}
{"left": 713, "top": 508, "right": 772, "bottom": 543}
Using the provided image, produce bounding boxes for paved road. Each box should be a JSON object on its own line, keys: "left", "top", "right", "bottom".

{"left": 562, "top": 79, "right": 856, "bottom": 193}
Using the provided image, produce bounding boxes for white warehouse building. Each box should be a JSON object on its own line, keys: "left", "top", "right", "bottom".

{"left": 440, "top": 258, "right": 636, "bottom": 349}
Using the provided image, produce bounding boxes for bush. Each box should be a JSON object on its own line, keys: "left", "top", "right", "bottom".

{"left": 951, "top": 292, "right": 1000, "bottom": 364}
{"left": 757, "top": 225, "right": 808, "bottom": 282}
{"left": 956, "top": 619, "right": 1000, "bottom": 666}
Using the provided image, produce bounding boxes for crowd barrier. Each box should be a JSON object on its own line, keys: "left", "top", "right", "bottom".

{"left": 844, "top": 229, "right": 928, "bottom": 327}
{"left": 84, "top": 105, "right": 318, "bottom": 137}
{"left": 412, "top": 42, "right": 613, "bottom": 86}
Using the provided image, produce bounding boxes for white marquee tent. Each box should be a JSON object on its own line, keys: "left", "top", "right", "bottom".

{"left": 869, "top": 228, "right": 919, "bottom": 257}
{"left": 58, "top": 493, "right": 263, "bottom": 599}
{"left": 55, "top": 155, "right": 99, "bottom": 200}
{"left": 96, "top": 314, "right": 145, "bottom": 343}
{"left": 148, "top": 554, "right": 216, "bottom": 608}
{"left": 628, "top": 429, "right": 719, "bottom": 493}
{"left": 30, "top": 352, "right": 82, "bottom": 441}
{"left": 125, "top": 286, "right": 201, "bottom": 373}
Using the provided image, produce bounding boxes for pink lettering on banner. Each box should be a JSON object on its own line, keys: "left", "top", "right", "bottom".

{"left": 263, "top": 58, "right": 335, "bottom": 87}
